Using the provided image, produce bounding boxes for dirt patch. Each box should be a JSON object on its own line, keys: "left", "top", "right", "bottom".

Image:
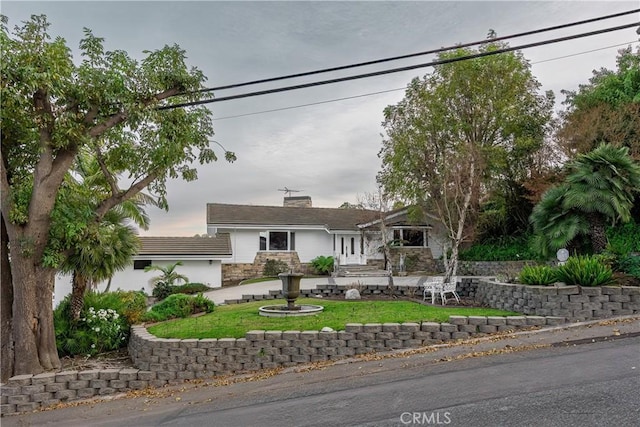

{"left": 58, "top": 348, "right": 135, "bottom": 372}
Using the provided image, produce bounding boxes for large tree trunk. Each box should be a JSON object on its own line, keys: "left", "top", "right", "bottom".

{"left": 1, "top": 214, "right": 14, "bottom": 382}
{"left": 70, "top": 272, "right": 88, "bottom": 322}
{"left": 9, "top": 251, "right": 60, "bottom": 376}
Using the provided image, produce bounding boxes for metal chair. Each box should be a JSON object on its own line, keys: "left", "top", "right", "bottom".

{"left": 422, "top": 276, "right": 444, "bottom": 304}
{"left": 439, "top": 276, "right": 461, "bottom": 305}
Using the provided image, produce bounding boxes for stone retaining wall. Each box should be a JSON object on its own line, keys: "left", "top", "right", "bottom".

{"left": 459, "top": 279, "right": 640, "bottom": 321}
{"left": 126, "top": 315, "right": 564, "bottom": 383}
{"left": 0, "top": 368, "right": 156, "bottom": 415}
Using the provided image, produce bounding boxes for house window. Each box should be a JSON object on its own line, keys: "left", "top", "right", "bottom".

{"left": 392, "top": 228, "right": 427, "bottom": 247}
{"left": 259, "top": 231, "right": 296, "bottom": 251}
{"left": 351, "top": 237, "right": 355, "bottom": 255}
{"left": 134, "top": 260, "right": 152, "bottom": 270}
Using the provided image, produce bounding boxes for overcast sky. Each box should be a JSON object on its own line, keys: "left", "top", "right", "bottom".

{"left": 4, "top": 1, "right": 639, "bottom": 236}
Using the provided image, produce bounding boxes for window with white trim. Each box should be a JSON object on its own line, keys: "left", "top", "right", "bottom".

{"left": 259, "top": 231, "right": 296, "bottom": 251}
{"left": 392, "top": 228, "right": 428, "bottom": 247}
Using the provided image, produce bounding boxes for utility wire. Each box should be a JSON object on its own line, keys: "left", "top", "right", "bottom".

{"left": 198, "top": 8, "right": 640, "bottom": 93}
{"left": 159, "top": 21, "right": 639, "bottom": 110}
{"left": 211, "top": 40, "right": 639, "bottom": 121}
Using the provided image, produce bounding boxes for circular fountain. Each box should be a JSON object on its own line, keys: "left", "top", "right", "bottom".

{"left": 259, "top": 272, "right": 324, "bottom": 317}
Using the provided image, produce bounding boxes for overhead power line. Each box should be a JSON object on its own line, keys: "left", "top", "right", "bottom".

{"left": 199, "top": 8, "right": 640, "bottom": 93}
{"left": 159, "top": 21, "right": 639, "bottom": 110}
{"left": 211, "top": 40, "right": 639, "bottom": 121}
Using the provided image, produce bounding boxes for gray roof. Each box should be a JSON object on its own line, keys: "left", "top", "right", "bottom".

{"left": 138, "top": 234, "right": 232, "bottom": 256}
{"left": 207, "top": 203, "right": 379, "bottom": 231}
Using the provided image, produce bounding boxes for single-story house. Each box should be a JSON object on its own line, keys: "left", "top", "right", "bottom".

{"left": 207, "top": 196, "right": 447, "bottom": 283}
{"left": 54, "top": 234, "right": 231, "bottom": 306}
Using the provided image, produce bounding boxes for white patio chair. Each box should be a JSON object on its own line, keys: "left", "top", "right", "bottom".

{"left": 439, "top": 276, "right": 461, "bottom": 305}
{"left": 422, "top": 276, "right": 444, "bottom": 304}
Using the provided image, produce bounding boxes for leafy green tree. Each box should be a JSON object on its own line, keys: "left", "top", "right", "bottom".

{"left": 379, "top": 35, "right": 553, "bottom": 278}
{"left": 531, "top": 144, "right": 640, "bottom": 256}
{"left": 557, "top": 46, "right": 640, "bottom": 160}
{"left": 0, "top": 15, "right": 233, "bottom": 378}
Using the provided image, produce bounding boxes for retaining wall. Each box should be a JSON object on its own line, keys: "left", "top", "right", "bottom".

{"left": 126, "top": 315, "right": 565, "bottom": 382}
{"left": 458, "top": 279, "right": 640, "bottom": 321}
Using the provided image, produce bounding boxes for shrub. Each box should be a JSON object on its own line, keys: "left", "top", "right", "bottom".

{"left": 263, "top": 259, "right": 290, "bottom": 277}
{"left": 459, "top": 235, "right": 538, "bottom": 261}
{"left": 617, "top": 255, "right": 640, "bottom": 279}
{"left": 152, "top": 281, "right": 175, "bottom": 300}
{"left": 607, "top": 220, "right": 640, "bottom": 255}
{"left": 310, "top": 255, "right": 334, "bottom": 275}
{"left": 143, "top": 293, "right": 215, "bottom": 322}
{"left": 54, "top": 291, "right": 141, "bottom": 357}
{"left": 152, "top": 282, "right": 211, "bottom": 301}
{"left": 519, "top": 265, "right": 557, "bottom": 286}
{"left": 173, "top": 282, "right": 212, "bottom": 295}
{"left": 555, "top": 255, "right": 615, "bottom": 287}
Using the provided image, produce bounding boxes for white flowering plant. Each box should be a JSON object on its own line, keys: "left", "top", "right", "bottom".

{"left": 81, "top": 306, "right": 128, "bottom": 355}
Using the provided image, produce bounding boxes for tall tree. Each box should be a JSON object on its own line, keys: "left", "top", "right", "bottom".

{"left": 557, "top": 46, "right": 640, "bottom": 160}
{"left": 378, "top": 35, "right": 553, "bottom": 278}
{"left": 531, "top": 144, "right": 640, "bottom": 257}
{"left": 0, "top": 15, "right": 233, "bottom": 379}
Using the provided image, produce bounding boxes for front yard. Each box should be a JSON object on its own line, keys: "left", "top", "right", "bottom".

{"left": 147, "top": 298, "right": 518, "bottom": 339}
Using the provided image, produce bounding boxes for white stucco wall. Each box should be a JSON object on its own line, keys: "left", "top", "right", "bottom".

{"left": 214, "top": 228, "right": 333, "bottom": 264}
{"left": 291, "top": 230, "right": 333, "bottom": 262}
{"left": 54, "top": 258, "right": 222, "bottom": 307}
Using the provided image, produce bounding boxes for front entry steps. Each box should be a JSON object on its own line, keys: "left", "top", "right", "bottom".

{"left": 334, "top": 265, "right": 391, "bottom": 277}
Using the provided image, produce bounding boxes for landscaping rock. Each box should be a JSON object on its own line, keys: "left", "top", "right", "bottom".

{"left": 345, "top": 289, "right": 361, "bottom": 300}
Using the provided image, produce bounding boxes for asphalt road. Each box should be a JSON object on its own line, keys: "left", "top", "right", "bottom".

{"left": 6, "top": 334, "right": 639, "bottom": 427}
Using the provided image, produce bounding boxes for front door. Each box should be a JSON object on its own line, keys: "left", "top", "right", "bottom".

{"left": 337, "top": 234, "right": 362, "bottom": 265}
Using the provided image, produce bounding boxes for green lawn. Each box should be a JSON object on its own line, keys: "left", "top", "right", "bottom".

{"left": 147, "top": 298, "right": 519, "bottom": 339}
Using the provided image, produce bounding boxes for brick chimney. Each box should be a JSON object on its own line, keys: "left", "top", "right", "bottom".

{"left": 284, "top": 196, "right": 312, "bottom": 208}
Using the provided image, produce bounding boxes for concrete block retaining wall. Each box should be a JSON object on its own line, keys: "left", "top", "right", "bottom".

{"left": 126, "top": 314, "right": 565, "bottom": 382}
{"left": 2, "top": 314, "right": 560, "bottom": 415}
{"left": 459, "top": 279, "right": 640, "bottom": 321}
{"left": 0, "top": 368, "right": 156, "bottom": 415}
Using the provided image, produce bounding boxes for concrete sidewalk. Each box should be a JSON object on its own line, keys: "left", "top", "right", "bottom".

{"left": 203, "top": 276, "right": 426, "bottom": 305}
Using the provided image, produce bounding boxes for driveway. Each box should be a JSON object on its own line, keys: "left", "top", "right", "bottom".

{"left": 203, "top": 276, "right": 426, "bottom": 305}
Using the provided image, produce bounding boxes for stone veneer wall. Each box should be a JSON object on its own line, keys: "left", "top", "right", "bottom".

{"left": 389, "top": 247, "right": 438, "bottom": 273}
{"left": 222, "top": 251, "right": 312, "bottom": 283}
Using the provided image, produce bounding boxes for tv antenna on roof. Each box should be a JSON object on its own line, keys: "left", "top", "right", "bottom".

{"left": 278, "top": 187, "right": 303, "bottom": 197}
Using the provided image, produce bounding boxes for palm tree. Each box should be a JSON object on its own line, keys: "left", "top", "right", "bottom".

{"left": 531, "top": 144, "right": 640, "bottom": 256}
{"left": 530, "top": 185, "right": 584, "bottom": 257}
{"left": 60, "top": 150, "right": 156, "bottom": 321}
{"left": 563, "top": 144, "right": 640, "bottom": 253}
{"left": 144, "top": 261, "right": 189, "bottom": 287}
{"left": 61, "top": 211, "right": 142, "bottom": 321}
